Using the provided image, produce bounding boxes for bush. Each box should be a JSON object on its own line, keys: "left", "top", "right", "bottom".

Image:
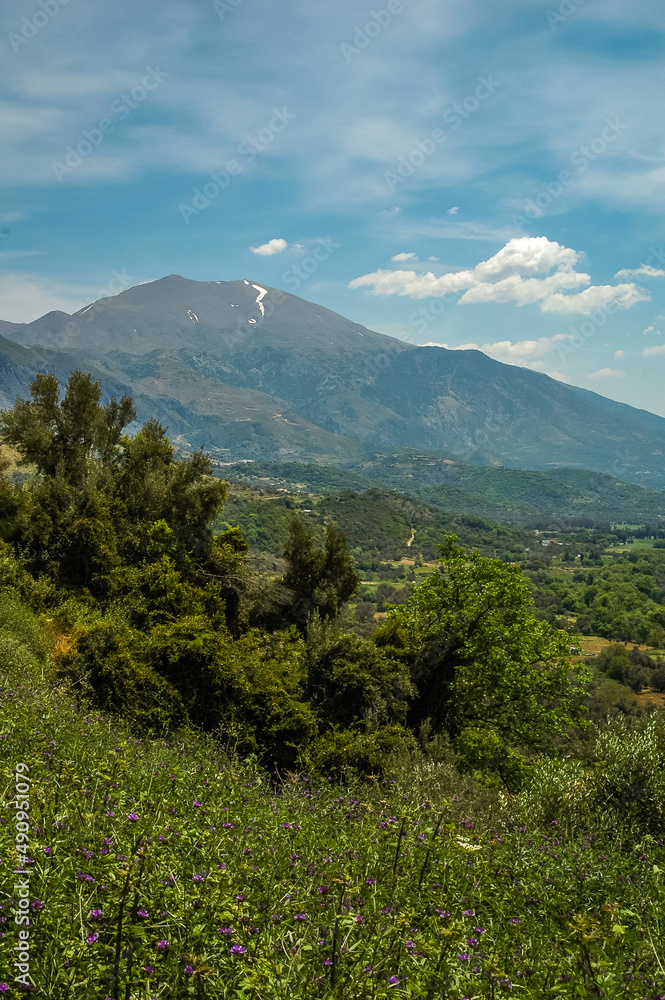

{"left": 453, "top": 725, "right": 528, "bottom": 792}
{"left": 306, "top": 632, "right": 415, "bottom": 731}
{"left": 586, "top": 714, "right": 665, "bottom": 834}
{"left": 296, "top": 723, "right": 418, "bottom": 780}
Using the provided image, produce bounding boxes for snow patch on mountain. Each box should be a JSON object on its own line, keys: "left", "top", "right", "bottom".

{"left": 252, "top": 284, "right": 268, "bottom": 317}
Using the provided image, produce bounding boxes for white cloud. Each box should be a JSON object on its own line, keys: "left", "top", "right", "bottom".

{"left": 587, "top": 368, "right": 625, "bottom": 379}
{"left": 615, "top": 264, "right": 665, "bottom": 279}
{"left": 614, "top": 350, "right": 624, "bottom": 359}
{"left": 427, "top": 256, "right": 439, "bottom": 262}
{"left": 643, "top": 344, "right": 665, "bottom": 356}
{"left": 350, "top": 236, "right": 650, "bottom": 315}
{"left": 250, "top": 238, "right": 288, "bottom": 256}
{"left": 642, "top": 324, "right": 661, "bottom": 337}
{"left": 448, "top": 206, "right": 459, "bottom": 215}
{"left": 391, "top": 252, "right": 418, "bottom": 262}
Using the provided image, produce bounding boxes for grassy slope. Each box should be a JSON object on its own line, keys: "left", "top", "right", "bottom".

{"left": 1, "top": 593, "right": 665, "bottom": 998}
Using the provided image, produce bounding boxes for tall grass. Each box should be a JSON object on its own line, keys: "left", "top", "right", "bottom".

{"left": 0, "top": 597, "right": 664, "bottom": 998}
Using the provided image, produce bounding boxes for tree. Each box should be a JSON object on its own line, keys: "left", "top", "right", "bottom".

{"left": 376, "top": 536, "right": 590, "bottom": 755}
{"left": 0, "top": 373, "right": 227, "bottom": 596}
{"left": 1, "top": 370, "right": 135, "bottom": 483}
{"left": 281, "top": 518, "right": 360, "bottom": 631}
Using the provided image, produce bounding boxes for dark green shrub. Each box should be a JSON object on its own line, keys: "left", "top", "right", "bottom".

{"left": 296, "top": 723, "right": 418, "bottom": 780}
{"left": 306, "top": 633, "right": 415, "bottom": 731}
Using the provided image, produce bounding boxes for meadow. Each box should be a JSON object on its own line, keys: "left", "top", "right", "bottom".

{"left": 1, "top": 592, "right": 665, "bottom": 1000}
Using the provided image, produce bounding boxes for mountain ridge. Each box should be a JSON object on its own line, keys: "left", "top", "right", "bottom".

{"left": 2, "top": 274, "right": 665, "bottom": 489}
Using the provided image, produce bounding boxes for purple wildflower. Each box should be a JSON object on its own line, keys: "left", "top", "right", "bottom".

{"left": 217, "top": 927, "right": 234, "bottom": 934}
{"left": 389, "top": 976, "right": 400, "bottom": 985}
{"left": 294, "top": 913, "right": 307, "bottom": 921}
{"left": 184, "top": 965, "right": 194, "bottom": 978}
{"left": 127, "top": 813, "right": 139, "bottom": 822}
{"left": 143, "top": 966, "right": 155, "bottom": 974}
{"left": 31, "top": 900, "right": 43, "bottom": 912}
{"left": 89, "top": 909, "right": 103, "bottom": 921}
{"left": 136, "top": 909, "right": 149, "bottom": 920}
{"left": 459, "top": 952, "right": 470, "bottom": 961}
{"left": 86, "top": 932, "right": 99, "bottom": 945}
{"left": 193, "top": 800, "right": 202, "bottom": 807}
{"left": 156, "top": 939, "right": 170, "bottom": 953}
{"left": 230, "top": 945, "right": 247, "bottom": 955}
{"left": 509, "top": 918, "right": 521, "bottom": 924}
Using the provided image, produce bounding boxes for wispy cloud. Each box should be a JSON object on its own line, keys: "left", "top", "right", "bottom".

{"left": 391, "top": 251, "right": 418, "bottom": 261}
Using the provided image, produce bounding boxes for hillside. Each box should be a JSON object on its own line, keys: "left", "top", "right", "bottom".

{"left": 218, "top": 457, "right": 665, "bottom": 526}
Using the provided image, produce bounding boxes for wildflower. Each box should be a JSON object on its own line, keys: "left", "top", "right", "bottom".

{"left": 236, "top": 894, "right": 247, "bottom": 901}
{"left": 156, "top": 939, "right": 170, "bottom": 953}
{"left": 294, "top": 913, "right": 307, "bottom": 921}
{"left": 509, "top": 918, "right": 521, "bottom": 925}
{"left": 323, "top": 958, "right": 332, "bottom": 966}
{"left": 43, "top": 847, "right": 52, "bottom": 855}
{"left": 32, "top": 900, "right": 43, "bottom": 912}
{"left": 474, "top": 926, "right": 487, "bottom": 934}
{"left": 86, "top": 932, "right": 99, "bottom": 945}
{"left": 0, "top": 986, "right": 9, "bottom": 994}
{"left": 217, "top": 927, "right": 234, "bottom": 934}
{"left": 89, "top": 909, "right": 103, "bottom": 921}
{"left": 365, "top": 877, "right": 376, "bottom": 885}
{"left": 193, "top": 875, "right": 204, "bottom": 883}
{"left": 143, "top": 965, "right": 155, "bottom": 974}
{"left": 436, "top": 909, "right": 451, "bottom": 917}
{"left": 127, "top": 813, "right": 139, "bottom": 822}
{"left": 318, "top": 886, "right": 331, "bottom": 895}
{"left": 458, "top": 952, "right": 470, "bottom": 961}
{"left": 137, "top": 909, "right": 149, "bottom": 920}
{"left": 184, "top": 965, "right": 194, "bottom": 978}
{"left": 463, "top": 909, "right": 475, "bottom": 916}
{"left": 193, "top": 800, "right": 202, "bottom": 807}
{"left": 230, "top": 944, "right": 247, "bottom": 955}
{"left": 467, "top": 937, "right": 478, "bottom": 947}
{"left": 389, "top": 976, "right": 400, "bottom": 985}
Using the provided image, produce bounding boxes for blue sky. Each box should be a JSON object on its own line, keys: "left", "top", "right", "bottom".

{"left": 1, "top": 0, "right": 665, "bottom": 413}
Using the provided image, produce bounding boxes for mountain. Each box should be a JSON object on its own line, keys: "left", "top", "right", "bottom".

{"left": 2, "top": 274, "right": 665, "bottom": 489}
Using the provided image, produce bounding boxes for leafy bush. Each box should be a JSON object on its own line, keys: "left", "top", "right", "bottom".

{"left": 295, "top": 723, "right": 418, "bottom": 780}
